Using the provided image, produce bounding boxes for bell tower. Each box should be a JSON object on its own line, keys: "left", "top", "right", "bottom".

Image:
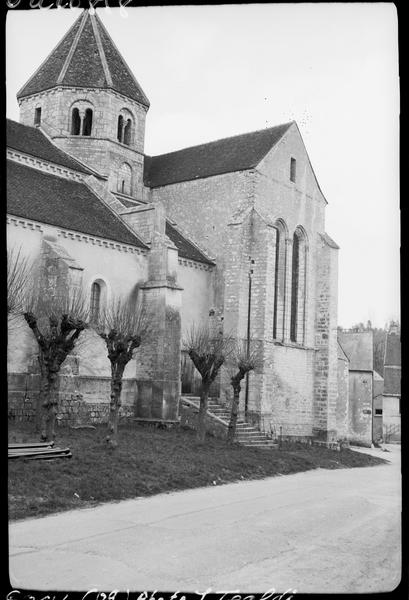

{"left": 17, "top": 9, "right": 150, "bottom": 201}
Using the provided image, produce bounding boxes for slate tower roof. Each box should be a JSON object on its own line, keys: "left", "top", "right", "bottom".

{"left": 17, "top": 10, "right": 150, "bottom": 107}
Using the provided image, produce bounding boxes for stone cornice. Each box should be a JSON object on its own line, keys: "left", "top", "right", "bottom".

{"left": 18, "top": 86, "right": 149, "bottom": 113}
{"left": 7, "top": 149, "right": 86, "bottom": 182}
{"left": 7, "top": 214, "right": 147, "bottom": 255}
{"left": 178, "top": 258, "right": 214, "bottom": 271}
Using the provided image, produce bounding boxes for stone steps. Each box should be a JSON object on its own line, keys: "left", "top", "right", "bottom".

{"left": 182, "top": 396, "right": 278, "bottom": 450}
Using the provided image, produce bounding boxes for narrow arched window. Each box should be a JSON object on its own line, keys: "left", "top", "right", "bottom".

{"left": 290, "top": 227, "right": 307, "bottom": 344}
{"left": 272, "top": 220, "right": 287, "bottom": 340}
{"left": 117, "top": 162, "right": 132, "bottom": 195}
{"left": 90, "top": 282, "right": 101, "bottom": 321}
{"left": 82, "top": 108, "right": 93, "bottom": 136}
{"left": 117, "top": 115, "right": 124, "bottom": 142}
{"left": 290, "top": 233, "right": 300, "bottom": 342}
{"left": 123, "top": 119, "right": 132, "bottom": 146}
{"left": 34, "top": 107, "right": 41, "bottom": 126}
{"left": 71, "top": 108, "right": 81, "bottom": 135}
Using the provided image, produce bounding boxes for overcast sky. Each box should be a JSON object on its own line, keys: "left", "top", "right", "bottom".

{"left": 6, "top": 4, "right": 400, "bottom": 329}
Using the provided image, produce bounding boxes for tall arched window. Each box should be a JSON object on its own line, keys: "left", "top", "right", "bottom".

{"left": 272, "top": 219, "right": 288, "bottom": 340}
{"left": 117, "top": 162, "right": 132, "bottom": 195}
{"left": 90, "top": 282, "right": 101, "bottom": 321}
{"left": 117, "top": 109, "right": 134, "bottom": 145}
{"left": 71, "top": 108, "right": 81, "bottom": 135}
{"left": 70, "top": 102, "right": 94, "bottom": 136}
{"left": 82, "top": 108, "right": 93, "bottom": 136}
{"left": 290, "top": 227, "right": 307, "bottom": 344}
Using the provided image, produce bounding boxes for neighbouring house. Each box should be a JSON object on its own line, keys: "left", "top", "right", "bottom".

{"left": 382, "top": 324, "right": 401, "bottom": 442}
{"left": 372, "top": 370, "right": 384, "bottom": 442}
{"left": 7, "top": 9, "right": 342, "bottom": 442}
{"left": 338, "top": 330, "right": 374, "bottom": 446}
{"left": 336, "top": 340, "right": 350, "bottom": 440}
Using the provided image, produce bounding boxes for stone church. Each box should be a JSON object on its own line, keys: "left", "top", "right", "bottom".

{"left": 7, "top": 9, "right": 342, "bottom": 442}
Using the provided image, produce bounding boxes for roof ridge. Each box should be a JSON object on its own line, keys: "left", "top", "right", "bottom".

{"left": 166, "top": 220, "right": 215, "bottom": 264}
{"left": 146, "top": 121, "right": 294, "bottom": 160}
{"left": 90, "top": 11, "right": 113, "bottom": 87}
{"left": 83, "top": 177, "right": 148, "bottom": 249}
{"left": 93, "top": 10, "right": 150, "bottom": 107}
{"left": 7, "top": 118, "right": 105, "bottom": 179}
{"left": 57, "top": 10, "right": 88, "bottom": 84}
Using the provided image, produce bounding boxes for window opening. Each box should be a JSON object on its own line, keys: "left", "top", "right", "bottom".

{"left": 290, "top": 232, "right": 300, "bottom": 342}
{"left": 123, "top": 119, "right": 132, "bottom": 145}
{"left": 90, "top": 282, "right": 101, "bottom": 321}
{"left": 290, "top": 157, "right": 296, "bottom": 183}
{"left": 34, "top": 107, "right": 41, "bottom": 126}
{"left": 82, "top": 108, "right": 93, "bottom": 136}
{"left": 71, "top": 108, "right": 81, "bottom": 135}
{"left": 117, "top": 115, "right": 124, "bottom": 142}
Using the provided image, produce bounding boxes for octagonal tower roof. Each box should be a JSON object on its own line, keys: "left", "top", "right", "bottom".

{"left": 17, "top": 9, "right": 150, "bottom": 108}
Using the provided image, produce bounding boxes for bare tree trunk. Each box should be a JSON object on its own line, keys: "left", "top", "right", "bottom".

{"left": 197, "top": 382, "right": 210, "bottom": 442}
{"left": 41, "top": 371, "right": 59, "bottom": 441}
{"left": 227, "top": 385, "right": 241, "bottom": 443}
{"left": 107, "top": 364, "right": 124, "bottom": 448}
{"left": 35, "top": 355, "right": 47, "bottom": 433}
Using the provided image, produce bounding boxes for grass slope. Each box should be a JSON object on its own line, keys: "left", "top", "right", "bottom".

{"left": 9, "top": 423, "right": 387, "bottom": 521}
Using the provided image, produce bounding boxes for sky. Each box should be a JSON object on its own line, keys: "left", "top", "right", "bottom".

{"left": 6, "top": 4, "right": 400, "bottom": 329}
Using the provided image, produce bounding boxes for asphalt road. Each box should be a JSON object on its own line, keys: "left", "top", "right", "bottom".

{"left": 9, "top": 445, "right": 401, "bottom": 594}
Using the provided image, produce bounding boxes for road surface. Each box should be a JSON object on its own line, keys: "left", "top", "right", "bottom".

{"left": 9, "top": 445, "right": 401, "bottom": 594}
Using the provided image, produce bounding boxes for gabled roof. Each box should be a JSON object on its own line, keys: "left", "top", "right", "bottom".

{"left": 7, "top": 119, "right": 96, "bottom": 176}
{"left": 7, "top": 160, "right": 147, "bottom": 249}
{"left": 384, "top": 332, "right": 401, "bottom": 367}
{"left": 165, "top": 222, "right": 215, "bottom": 266}
{"left": 144, "top": 123, "right": 293, "bottom": 188}
{"left": 17, "top": 10, "right": 149, "bottom": 107}
{"left": 338, "top": 331, "right": 373, "bottom": 371}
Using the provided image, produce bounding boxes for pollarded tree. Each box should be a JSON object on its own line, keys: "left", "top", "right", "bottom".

{"left": 94, "top": 298, "right": 149, "bottom": 448}
{"left": 184, "top": 323, "right": 234, "bottom": 442}
{"left": 23, "top": 290, "right": 89, "bottom": 441}
{"left": 227, "top": 341, "right": 261, "bottom": 443}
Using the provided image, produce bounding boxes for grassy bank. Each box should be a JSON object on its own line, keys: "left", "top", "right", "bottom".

{"left": 9, "top": 422, "right": 387, "bottom": 521}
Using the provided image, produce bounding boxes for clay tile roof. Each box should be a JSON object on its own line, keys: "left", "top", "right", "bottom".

{"left": 17, "top": 10, "right": 149, "bottom": 107}
{"left": 384, "top": 332, "right": 401, "bottom": 367}
{"left": 7, "top": 160, "right": 147, "bottom": 249}
{"left": 338, "top": 331, "right": 373, "bottom": 371}
{"left": 144, "top": 123, "right": 293, "bottom": 188}
{"left": 7, "top": 119, "right": 95, "bottom": 176}
{"left": 165, "top": 222, "right": 215, "bottom": 266}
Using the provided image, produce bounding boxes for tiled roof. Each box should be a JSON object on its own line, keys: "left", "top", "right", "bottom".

{"left": 17, "top": 10, "right": 149, "bottom": 107}
{"left": 7, "top": 160, "right": 147, "bottom": 249}
{"left": 144, "top": 123, "right": 293, "bottom": 188}
{"left": 338, "top": 331, "right": 373, "bottom": 371}
{"left": 383, "top": 366, "right": 401, "bottom": 396}
{"left": 165, "top": 222, "right": 214, "bottom": 266}
{"left": 384, "top": 332, "right": 401, "bottom": 367}
{"left": 7, "top": 119, "right": 95, "bottom": 176}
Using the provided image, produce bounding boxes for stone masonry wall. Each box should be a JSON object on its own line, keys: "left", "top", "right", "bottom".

{"left": 348, "top": 371, "right": 373, "bottom": 446}
{"left": 313, "top": 238, "right": 339, "bottom": 441}
{"left": 337, "top": 356, "right": 350, "bottom": 439}
{"left": 19, "top": 87, "right": 147, "bottom": 200}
